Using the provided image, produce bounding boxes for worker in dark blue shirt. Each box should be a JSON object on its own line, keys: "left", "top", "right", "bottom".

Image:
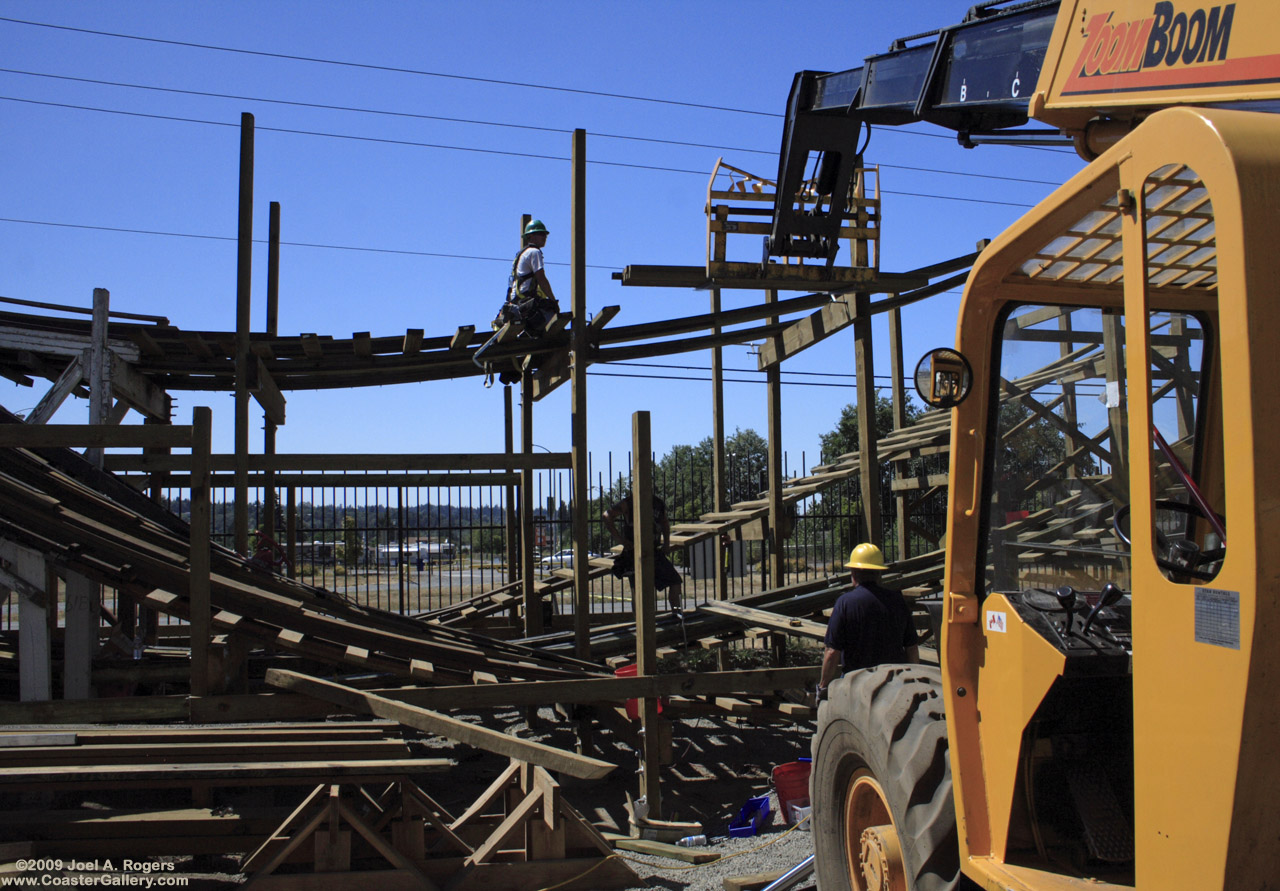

{"left": 818, "top": 543, "right": 919, "bottom": 698}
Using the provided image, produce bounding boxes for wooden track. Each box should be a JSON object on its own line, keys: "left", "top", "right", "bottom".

{"left": 0, "top": 420, "right": 606, "bottom": 685}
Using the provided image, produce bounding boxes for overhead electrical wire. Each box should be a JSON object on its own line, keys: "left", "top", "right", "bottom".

{"left": 0, "top": 16, "right": 1077, "bottom": 155}
{"left": 0, "top": 96, "right": 1040, "bottom": 210}
{"left": 0, "top": 67, "right": 1065, "bottom": 187}
{"left": 0, "top": 216, "right": 626, "bottom": 270}
{"left": 0, "top": 15, "right": 780, "bottom": 118}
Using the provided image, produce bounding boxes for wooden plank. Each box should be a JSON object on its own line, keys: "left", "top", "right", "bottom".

{"left": 448, "top": 326, "right": 473, "bottom": 351}
{"left": 721, "top": 870, "right": 789, "bottom": 891}
{"left": 604, "top": 833, "right": 720, "bottom": 864}
{"left": 698, "top": 602, "right": 827, "bottom": 641}
{"left": 300, "top": 333, "right": 324, "bottom": 359}
{"left": 0, "top": 732, "right": 76, "bottom": 748}
{"left": 0, "top": 424, "right": 195, "bottom": 449}
{"left": 353, "top": 331, "right": 373, "bottom": 358}
{"left": 265, "top": 669, "right": 616, "bottom": 780}
{"left": 403, "top": 328, "right": 424, "bottom": 354}
{"left": 0, "top": 759, "right": 451, "bottom": 789}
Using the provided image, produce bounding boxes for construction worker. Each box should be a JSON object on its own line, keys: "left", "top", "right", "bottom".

{"left": 603, "top": 489, "right": 684, "bottom": 615}
{"left": 497, "top": 219, "right": 560, "bottom": 337}
{"left": 817, "top": 543, "right": 919, "bottom": 699}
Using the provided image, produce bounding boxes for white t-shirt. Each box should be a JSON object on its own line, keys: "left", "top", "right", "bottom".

{"left": 516, "top": 246, "right": 544, "bottom": 278}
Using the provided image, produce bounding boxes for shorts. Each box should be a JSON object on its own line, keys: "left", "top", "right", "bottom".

{"left": 611, "top": 548, "right": 682, "bottom": 591}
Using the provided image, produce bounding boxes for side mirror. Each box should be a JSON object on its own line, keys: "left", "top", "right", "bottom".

{"left": 914, "top": 348, "right": 973, "bottom": 409}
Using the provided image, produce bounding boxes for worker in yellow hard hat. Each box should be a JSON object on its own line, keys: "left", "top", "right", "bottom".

{"left": 817, "top": 542, "right": 919, "bottom": 699}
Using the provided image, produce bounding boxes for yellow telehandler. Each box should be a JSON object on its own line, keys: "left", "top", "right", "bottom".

{"left": 787, "top": 2, "right": 1280, "bottom": 888}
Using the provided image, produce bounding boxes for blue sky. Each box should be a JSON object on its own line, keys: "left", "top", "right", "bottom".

{"left": 0, "top": 0, "right": 1084, "bottom": 469}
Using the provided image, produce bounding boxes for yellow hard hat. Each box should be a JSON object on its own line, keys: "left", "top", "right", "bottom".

{"left": 844, "top": 542, "right": 887, "bottom": 570}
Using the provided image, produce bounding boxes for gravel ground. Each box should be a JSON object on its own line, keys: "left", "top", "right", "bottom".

{"left": 614, "top": 823, "right": 816, "bottom": 891}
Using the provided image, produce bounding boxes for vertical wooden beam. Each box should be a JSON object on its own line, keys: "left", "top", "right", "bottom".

{"left": 504, "top": 384, "right": 519, "bottom": 609}
{"left": 765, "top": 290, "right": 785, "bottom": 590}
{"left": 234, "top": 111, "right": 255, "bottom": 557}
{"left": 1, "top": 539, "right": 51, "bottom": 701}
{"left": 286, "top": 485, "right": 298, "bottom": 580}
{"left": 265, "top": 201, "right": 281, "bottom": 539}
{"left": 631, "top": 411, "right": 662, "bottom": 819}
{"left": 710, "top": 288, "right": 728, "bottom": 602}
{"left": 64, "top": 571, "right": 99, "bottom": 700}
{"left": 520, "top": 366, "right": 541, "bottom": 636}
{"left": 570, "top": 129, "right": 591, "bottom": 660}
{"left": 85, "top": 288, "right": 111, "bottom": 467}
{"left": 888, "top": 306, "right": 909, "bottom": 561}
{"left": 190, "top": 407, "right": 213, "bottom": 698}
{"left": 853, "top": 291, "right": 883, "bottom": 545}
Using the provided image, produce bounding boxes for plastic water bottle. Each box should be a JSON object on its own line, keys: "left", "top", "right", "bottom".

{"left": 676, "top": 835, "right": 707, "bottom": 847}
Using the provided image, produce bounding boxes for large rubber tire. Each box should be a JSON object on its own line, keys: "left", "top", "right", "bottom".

{"left": 811, "top": 664, "right": 959, "bottom": 891}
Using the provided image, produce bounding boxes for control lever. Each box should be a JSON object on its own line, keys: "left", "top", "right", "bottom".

{"left": 1055, "top": 585, "right": 1077, "bottom": 636}
{"left": 1081, "top": 583, "right": 1124, "bottom": 637}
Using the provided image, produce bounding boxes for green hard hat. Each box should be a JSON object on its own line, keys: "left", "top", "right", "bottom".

{"left": 523, "top": 219, "right": 550, "bottom": 237}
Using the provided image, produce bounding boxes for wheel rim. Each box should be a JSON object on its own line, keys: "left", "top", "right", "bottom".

{"left": 843, "top": 769, "right": 906, "bottom": 891}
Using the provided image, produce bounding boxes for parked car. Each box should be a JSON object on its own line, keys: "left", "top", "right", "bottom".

{"left": 537, "top": 549, "right": 602, "bottom": 568}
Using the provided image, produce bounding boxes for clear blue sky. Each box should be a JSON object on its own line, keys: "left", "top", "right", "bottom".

{"left": 0, "top": 1, "right": 1084, "bottom": 469}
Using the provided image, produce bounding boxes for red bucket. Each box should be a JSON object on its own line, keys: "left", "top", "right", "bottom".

{"left": 772, "top": 760, "right": 812, "bottom": 826}
{"left": 615, "top": 664, "right": 667, "bottom": 720}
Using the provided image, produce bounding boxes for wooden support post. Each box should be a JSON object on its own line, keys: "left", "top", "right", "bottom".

{"left": 84, "top": 288, "right": 111, "bottom": 467}
{"left": 190, "top": 407, "right": 213, "bottom": 698}
{"left": 264, "top": 201, "right": 281, "bottom": 539}
{"left": 766, "top": 290, "right": 785, "bottom": 589}
{"left": 1, "top": 539, "right": 50, "bottom": 701}
{"left": 1058, "top": 312, "right": 1080, "bottom": 479}
{"left": 632, "top": 411, "right": 662, "bottom": 819}
{"left": 234, "top": 112, "right": 255, "bottom": 557}
{"left": 286, "top": 485, "right": 298, "bottom": 580}
{"left": 63, "top": 572, "right": 99, "bottom": 700}
{"left": 504, "top": 383, "right": 519, "bottom": 615}
{"left": 711, "top": 288, "right": 728, "bottom": 601}
{"left": 570, "top": 129, "right": 591, "bottom": 660}
{"left": 889, "top": 306, "right": 909, "bottom": 560}
{"left": 520, "top": 366, "right": 541, "bottom": 636}
{"left": 853, "top": 291, "right": 883, "bottom": 545}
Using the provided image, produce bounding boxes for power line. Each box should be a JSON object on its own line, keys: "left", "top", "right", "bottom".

{"left": 0, "top": 216, "right": 625, "bottom": 270}
{"left": 0, "top": 15, "right": 780, "bottom": 118}
{"left": 0, "top": 67, "right": 770, "bottom": 157}
{"left": 0, "top": 67, "right": 1063, "bottom": 186}
{"left": 1, "top": 96, "right": 1039, "bottom": 209}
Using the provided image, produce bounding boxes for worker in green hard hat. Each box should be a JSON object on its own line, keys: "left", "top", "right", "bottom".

{"left": 817, "top": 542, "right": 919, "bottom": 699}
{"left": 496, "top": 219, "right": 559, "bottom": 335}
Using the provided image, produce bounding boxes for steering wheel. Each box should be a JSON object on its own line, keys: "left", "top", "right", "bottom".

{"left": 1113, "top": 499, "right": 1226, "bottom": 581}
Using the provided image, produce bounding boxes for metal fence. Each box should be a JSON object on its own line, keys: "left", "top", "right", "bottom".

{"left": 0, "top": 448, "right": 947, "bottom": 631}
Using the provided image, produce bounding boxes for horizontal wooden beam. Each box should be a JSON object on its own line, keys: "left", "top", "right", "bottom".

{"left": 265, "top": 669, "right": 616, "bottom": 780}
{"left": 0, "top": 424, "right": 194, "bottom": 449}
{"left": 697, "top": 601, "right": 828, "bottom": 641}
{"left": 121, "top": 471, "right": 520, "bottom": 489}
{"left": 104, "top": 451, "right": 572, "bottom": 473}
{"left": 616, "top": 264, "right": 928, "bottom": 293}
